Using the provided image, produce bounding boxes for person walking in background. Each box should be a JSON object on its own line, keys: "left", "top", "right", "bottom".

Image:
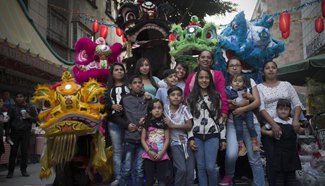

{"left": 257, "top": 61, "right": 303, "bottom": 186}
{"left": 164, "top": 86, "right": 194, "bottom": 186}
{"left": 141, "top": 99, "right": 170, "bottom": 186}
{"left": 105, "top": 63, "right": 129, "bottom": 186}
{"left": 0, "top": 97, "right": 9, "bottom": 160}
{"left": 219, "top": 58, "right": 264, "bottom": 186}
{"left": 5, "top": 92, "right": 37, "bottom": 178}
{"left": 187, "top": 69, "right": 225, "bottom": 186}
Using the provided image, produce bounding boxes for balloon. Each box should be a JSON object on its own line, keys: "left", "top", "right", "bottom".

{"left": 92, "top": 20, "right": 99, "bottom": 33}
{"left": 168, "top": 34, "right": 175, "bottom": 42}
{"left": 100, "top": 25, "right": 108, "bottom": 39}
{"left": 122, "top": 35, "right": 127, "bottom": 43}
{"left": 281, "top": 31, "right": 290, "bottom": 39}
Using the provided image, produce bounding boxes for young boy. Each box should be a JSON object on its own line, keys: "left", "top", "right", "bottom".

{"left": 156, "top": 69, "right": 178, "bottom": 105}
{"left": 115, "top": 75, "right": 151, "bottom": 186}
{"left": 163, "top": 86, "right": 194, "bottom": 186}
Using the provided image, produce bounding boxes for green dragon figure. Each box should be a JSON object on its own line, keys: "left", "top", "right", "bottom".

{"left": 169, "top": 16, "right": 218, "bottom": 72}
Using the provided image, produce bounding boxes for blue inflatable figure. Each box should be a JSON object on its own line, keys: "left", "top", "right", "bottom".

{"left": 214, "top": 11, "right": 285, "bottom": 83}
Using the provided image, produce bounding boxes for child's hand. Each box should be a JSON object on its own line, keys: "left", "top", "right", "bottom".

{"left": 220, "top": 141, "right": 226, "bottom": 151}
{"left": 112, "top": 104, "right": 123, "bottom": 112}
{"left": 189, "top": 140, "right": 198, "bottom": 151}
{"left": 144, "top": 92, "right": 151, "bottom": 100}
{"left": 139, "top": 117, "right": 145, "bottom": 125}
{"left": 242, "top": 92, "right": 254, "bottom": 101}
{"left": 148, "top": 150, "right": 157, "bottom": 159}
{"left": 128, "top": 123, "right": 138, "bottom": 132}
{"left": 163, "top": 117, "right": 174, "bottom": 128}
{"left": 154, "top": 153, "right": 163, "bottom": 161}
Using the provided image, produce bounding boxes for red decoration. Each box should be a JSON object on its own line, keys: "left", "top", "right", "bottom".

{"left": 115, "top": 27, "right": 124, "bottom": 37}
{"left": 315, "top": 17, "right": 324, "bottom": 33}
{"left": 100, "top": 25, "right": 108, "bottom": 39}
{"left": 92, "top": 20, "right": 99, "bottom": 33}
{"left": 279, "top": 12, "right": 291, "bottom": 33}
{"left": 281, "top": 31, "right": 290, "bottom": 39}
{"left": 122, "top": 35, "right": 127, "bottom": 43}
{"left": 168, "top": 34, "right": 175, "bottom": 42}
{"left": 322, "top": 0, "right": 325, "bottom": 17}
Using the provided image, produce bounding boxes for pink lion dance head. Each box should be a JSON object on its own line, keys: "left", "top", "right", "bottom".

{"left": 73, "top": 37, "right": 123, "bottom": 83}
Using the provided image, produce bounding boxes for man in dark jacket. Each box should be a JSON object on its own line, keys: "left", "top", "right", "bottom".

{"left": 5, "top": 92, "right": 37, "bottom": 178}
{"left": 114, "top": 75, "right": 151, "bottom": 186}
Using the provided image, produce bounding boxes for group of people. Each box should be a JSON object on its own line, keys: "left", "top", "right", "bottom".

{"left": 105, "top": 50, "right": 304, "bottom": 186}
{"left": 0, "top": 50, "right": 304, "bottom": 186}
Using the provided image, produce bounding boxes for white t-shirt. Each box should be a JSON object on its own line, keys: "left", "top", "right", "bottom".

{"left": 257, "top": 81, "right": 303, "bottom": 126}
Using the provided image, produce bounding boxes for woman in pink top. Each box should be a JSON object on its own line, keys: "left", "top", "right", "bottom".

{"left": 184, "top": 50, "right": 228, "bottom": 122}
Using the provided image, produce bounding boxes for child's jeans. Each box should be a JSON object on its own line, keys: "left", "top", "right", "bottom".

{"left": 233, "top": 111, "right": 257, "bottom": 141}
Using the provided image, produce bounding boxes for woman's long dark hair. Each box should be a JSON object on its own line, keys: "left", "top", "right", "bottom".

{"left": 107, "top": 63, "right": 127, "bottom": 89}
{"left": 134, "top": 58, "right": 159, "bottom": 90}
{"left": 187, "top": 69, "right": 221, "bottom": 118}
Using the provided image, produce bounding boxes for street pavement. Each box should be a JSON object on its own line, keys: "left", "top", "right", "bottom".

{"left": 0, "top": 163, "right": 54, "bottom": 186}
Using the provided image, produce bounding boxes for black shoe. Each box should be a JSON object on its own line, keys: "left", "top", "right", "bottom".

{"left": 6, "top": 172, "right": 13, "bottom": 178}
{"left": 21, "top": 171, "right": 30, "bottom": 177}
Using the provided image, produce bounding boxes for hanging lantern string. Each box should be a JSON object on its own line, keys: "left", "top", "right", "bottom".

{"left": 251, "top": 0, "right": 321, "bottom": 22}
{"left": 49, "top": 0, "right": 320, "bottom": 29}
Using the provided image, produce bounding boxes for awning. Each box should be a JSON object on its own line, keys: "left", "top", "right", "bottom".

{"left": 278, "top": 54, "right": 325, "bottom": 86}
{"left": 0, "top": 0, "right": 73, "bottom": 78}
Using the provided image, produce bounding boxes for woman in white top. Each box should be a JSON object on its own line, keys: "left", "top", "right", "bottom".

{"left": 257, "top": 61, "right": 303, "bottom": 186}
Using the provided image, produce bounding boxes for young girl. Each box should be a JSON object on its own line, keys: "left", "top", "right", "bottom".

{"left": 135, "top": 58, "right": 160, "bottom": 96}
{"left": 164, "top": 86, "right": 194, "bottom": 186}
{"left": 187, "top": 69, "right": 225, "bottom": 186}
{"left": 225, "top": 74, "right": 259, "bottom": 156}
{"left": 105, "top": 63, "right": 129, "bottom": 185}
{"left": 268, "top": 99, "right": 303, "bottom": 186}
{"left": 141, "top": 99, "right": 170, "bottom": 186}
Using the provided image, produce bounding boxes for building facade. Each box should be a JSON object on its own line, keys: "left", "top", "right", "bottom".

{"left": 252, "top": 0, "right": 304, "bottom": 66}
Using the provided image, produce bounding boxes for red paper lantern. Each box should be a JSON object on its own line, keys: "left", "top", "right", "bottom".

{"left": 281, "top": 31, "right": 290, "bottom": 39}
{"left": 115, "top": 27, "right": 124, "bottom": 37}
{"left": 92, "top": 20, "right": 99, "bottom": 33}
{"left": 279, "top": 12, "right": 290, "bottom": 33}
{"left": 168, "top": 34, "right": 175, "bottom": 42}
{"left": 100, "top": 25, "right": 108, "bottom": 39}
{"left": 122, "top": 35, "right": 127, "bottom": 43}
{"left": 315, "top": 17, "right": 324, "bottom": 33}
{"left": 322, "top": 0, "right": 325, "bottom": 17}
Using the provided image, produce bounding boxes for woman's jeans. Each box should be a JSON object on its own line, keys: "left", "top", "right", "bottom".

{"left": 194, "top": 137, "right": 219, "bottom": 186}
{"left": 225, "top": 121, "right": 265, "bottom": 186}
{"left": 108, "top": 121, "right": 123, "bottom": 180}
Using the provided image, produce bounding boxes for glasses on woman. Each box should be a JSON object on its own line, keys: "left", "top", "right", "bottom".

{"left": 228, "top": 64, "right": 241, "bottom": 68}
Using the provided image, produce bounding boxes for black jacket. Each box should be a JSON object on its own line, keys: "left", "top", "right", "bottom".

{"left": 6, "top": 104, "right": 37, "bottom": 134}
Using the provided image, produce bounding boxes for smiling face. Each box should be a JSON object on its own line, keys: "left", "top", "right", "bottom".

{"left": 165, "top": 73, "right": 178, "bottom": 87}
{"left": 151, "top": 101, "right": 164, "bottom": 119}
{"left": 139, "top": 60, "right": 151, "bottom": 76}
{"left": 263, "top": 61, "right": 278, "bottom": 81}
{"left": 198, "top": 51, "right": 213, "bottom": 70}
{"left": 175, "top": 64, "right": 187, "bottom": 80}
{"left": 197, "top": 70, "right": 210, "bottom": 90}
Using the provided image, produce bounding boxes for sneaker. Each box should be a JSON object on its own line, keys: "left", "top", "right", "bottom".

{"left": 238, "top": 141, "right": 247, "bottom": 156}
{"left": 219, "top": 175, "right": 233, "bottom": 185}
{"left": 110, "top": 179, "right": 119, "bottom": 186}
{"left": 21, "top": 171, "right": 30, "bottom": 177}
{"left": 252, "top": 137, "right": 260, "bottom": 152}
{"left": 6, "top": 172, "right": 13, "bottom": 178}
